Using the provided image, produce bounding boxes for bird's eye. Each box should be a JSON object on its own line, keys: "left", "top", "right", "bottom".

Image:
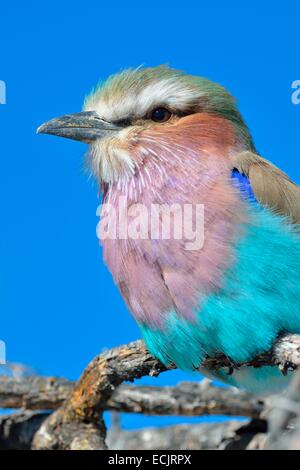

{"left": 150, "top": 107, "right": 172, "bottom": 123}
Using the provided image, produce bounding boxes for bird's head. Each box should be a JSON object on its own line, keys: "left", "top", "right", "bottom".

{"left": 38, "top": 66, "right": 254, "bottom": 186}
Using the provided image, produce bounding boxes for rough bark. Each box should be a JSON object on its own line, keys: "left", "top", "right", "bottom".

{"left": 0, "top": 410, "right": 266, "bottom": 451}
{"left": 107, "top": 419, "right": 267, "bottom": 450}
{"left": 202, "top": 333, "right": 300, "bottom": 373}
{"left": 108, "top": 380, "right": 264, "bottom": 418}
{"left": 0, "top": 376, "right": 73, "bottom": 410}
{"left": 265, "top": 369, "right": 300, "bottom": 449}
{"left": 0, "top": 333, "right": 299, "bottom": 450}
{"left": 0, "top": 411, "right": 49, "bottom": 450}
{"left": 32, "top": 340, "right": 168, "bottom": 450}
{"left": 0, "top": 376, "right": 264, "bottom": 419}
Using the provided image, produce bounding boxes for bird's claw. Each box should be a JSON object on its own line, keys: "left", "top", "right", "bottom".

{"left": 226, "top": 359, "right": 239, "bottom": 375}
{"left": 279, "top": 361, "right": 297, "bottom": 376}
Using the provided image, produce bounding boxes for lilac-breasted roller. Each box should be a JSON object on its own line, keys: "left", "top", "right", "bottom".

{"left": 38, "top": 66, "right": 300, "bottom": 394}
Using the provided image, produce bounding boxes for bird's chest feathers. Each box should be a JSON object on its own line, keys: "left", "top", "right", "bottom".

{"left": 100, "top": 121, "right": 247, "bottom": 327}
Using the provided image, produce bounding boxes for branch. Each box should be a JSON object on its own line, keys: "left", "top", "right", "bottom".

{"left": 0, "top": 376, "right": 73, "bottom": 409}
{"left": 266, "top": 369, "right": 300, "bottom": 449}
{"left": 107, "top": 419, "right": 267, "bottom": 450}
{"left": 0, "top": 410, "right": 266, "bottom": 450}
{"left": 2, "top": 333, "right": 299, "bottom": 411}
{"left": 32, "top": 340, "right": 168, "bottom": 450}
{"left": 108, "top": 380, "right": 264, "bottom": 418}
{"left": 0, "top": 374, "right": 266, "bottom": 449}
{"left": 28, "top": 334, "right": 300, "bottom": 449}
{"left": 0, "top": 376, "right": 264, "bottom": 418}
{"left": 0, "top": 411, "right": 49, "bottom": 450}
{"left": 202, "top": 334, "right": 300, "bottom": 372}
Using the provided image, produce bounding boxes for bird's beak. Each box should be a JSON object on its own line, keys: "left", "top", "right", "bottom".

{"left": 37, "top": 111, "right": 121, "bottom": 143}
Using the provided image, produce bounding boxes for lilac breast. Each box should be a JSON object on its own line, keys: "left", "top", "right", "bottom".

{"left": 99, "top": 114, "right": 248, "bottom": 328}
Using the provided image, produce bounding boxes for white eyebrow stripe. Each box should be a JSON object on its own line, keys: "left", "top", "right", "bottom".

{"left": 138, "top": 79, "right": 202, "bottom": 113}
{"left": 86, "top": 78, "right": 204, "bottom": 122}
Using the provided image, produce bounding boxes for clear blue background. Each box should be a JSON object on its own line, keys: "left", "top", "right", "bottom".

{"left": 0, "top": 2, "right": 299, "bottom": 429}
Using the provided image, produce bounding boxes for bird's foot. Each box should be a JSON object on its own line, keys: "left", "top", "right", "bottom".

{"left": 222, "top": 356, "right": 239, "bottom": 375}
{"left": 278, "top": 361, "right": 297, "bottom": 376}
{"left": 226, "top": 362, "right": 240, "bottom": 376}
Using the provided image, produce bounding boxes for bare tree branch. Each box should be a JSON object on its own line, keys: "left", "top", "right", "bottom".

{"left": 107, "top": 419, "right": 267, "bottom": 450}
{"left": 0, "top": 376, "right": 264, "bottom": 418}
{"left": 266, "top": 369, "right": 300, "bottom": 449}
{"left": 0, "top": 410, "right": 267, "bottom": 451}
{"left": 32, "top": 340, "right": 168, "bottom": 450}
{"left": 202, "top": 334, "right": 300, "bottom": 373}
{"left": 1, "top": 333, "right": 298, "bottom": 450}
{"left": 0, "top": 376, "right": 73, "bottom": 409}
{"left": 108, "top": 380, "right": 264, "bottom": 418}
{"left": 0, "top": 411, "right": 49, "bottom": 450}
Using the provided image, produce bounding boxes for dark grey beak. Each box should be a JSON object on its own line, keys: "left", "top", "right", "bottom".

{"left": 37, "top": 111, "right": 120, "bottom": 143}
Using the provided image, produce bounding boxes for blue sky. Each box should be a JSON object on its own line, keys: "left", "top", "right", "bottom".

{"left": 0, "top": 2, "right": 299, "bottom": 429}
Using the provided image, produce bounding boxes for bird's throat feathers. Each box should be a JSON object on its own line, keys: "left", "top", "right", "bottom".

{"left": 99, "top": 113, "right": 250, "bottom": 328}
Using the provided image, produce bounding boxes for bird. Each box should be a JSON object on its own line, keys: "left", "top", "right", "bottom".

{"left": 37, "top": 65, "right": 300, "bottom": 394}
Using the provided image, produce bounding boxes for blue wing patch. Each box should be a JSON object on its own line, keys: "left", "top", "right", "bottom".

{"left": 231, "top": 169, "right": 257, "bottom": 203}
